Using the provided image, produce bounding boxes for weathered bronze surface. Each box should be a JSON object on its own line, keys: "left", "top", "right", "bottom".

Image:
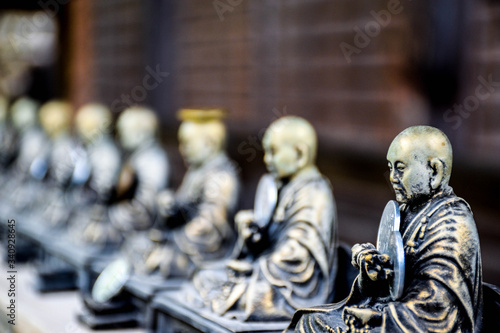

{"left": 288, "top": 126, "right": 483, "bottom": 333}
{"left": 186, "top": 116, "right": 338, "bottom": 321}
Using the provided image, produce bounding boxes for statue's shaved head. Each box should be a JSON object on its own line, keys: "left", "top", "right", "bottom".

{"left": 387, "top": 126, "right": 452, "bottom": 204}
{"left": 262, "top": 116, "right": 318, "bottom": 180}
{"left": 76, "top": 103, "right": 112, "bottom": 143}
{"left": 263, "top": 116, "right": 317, "bottom": 165}
{"left": 388, "top": 126, "right": 452, "bottom": 185}
{"left": 39, "top": 100, "right": 72, "bottom": 138}
{"left": 117, "top": 106, "right": 158, "bottom": 150}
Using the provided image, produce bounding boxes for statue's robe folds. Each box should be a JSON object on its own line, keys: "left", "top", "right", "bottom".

{"left": 68, "top": 134, "right": 123, "bottom": 246}
{"left": 191, "top": 166, "right": 338, "bottom": 321}
{"left": 289, "top": 187, "right": 483, "bottom": 333}
{"left": 109, "top": 140, "right": 170, "bottom": 232}
{"left": 145, "top": 152, "right": 240, "bottom": 277}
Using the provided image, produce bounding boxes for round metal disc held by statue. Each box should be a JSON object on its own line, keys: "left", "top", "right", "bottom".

{"left": 91, "top": 258, "right": 131, "bottom": 303}
{"left": 253, "top": 174, "right": 278, "bottom": 229}
{"left": 376, "top": 200, "right": 405, "bottom": 300}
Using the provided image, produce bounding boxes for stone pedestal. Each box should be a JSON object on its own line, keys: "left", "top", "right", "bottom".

{"left": 33, "top": 230, "right": 118, "bottom": 292}
{"left": 148, "top": 290, "right": 289, "bottom": 333}
{"left": 0, "top": 209, "right": 45, "bottom": 263}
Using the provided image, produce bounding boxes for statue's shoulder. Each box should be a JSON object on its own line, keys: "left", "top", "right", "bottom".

{"left": 426, "top": 193, "right": 475, "bottom": 233}
{"left": 215, "top": 154, "right": 240, "bottom": 176}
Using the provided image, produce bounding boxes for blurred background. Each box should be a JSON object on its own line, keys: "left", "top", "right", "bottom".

{"left": 1, "top": 0, "right": 499, "bottom": 284}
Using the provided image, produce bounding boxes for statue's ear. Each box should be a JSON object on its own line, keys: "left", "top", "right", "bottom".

{"left": 296, "top": 143, "right": 309, "bottom": 168}
{"left": 429, "top": 158, "right": 444, "bottom": 190}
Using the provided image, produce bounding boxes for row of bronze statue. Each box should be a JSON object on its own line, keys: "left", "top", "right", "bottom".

{"left": 0, "top": 94, "right": 498, "bottom": 332}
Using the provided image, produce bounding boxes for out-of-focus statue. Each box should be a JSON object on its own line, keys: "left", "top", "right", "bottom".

{"left": 108, "top": 105, "right": 169, "bottom": 234}
{"left": 77, "top": 106, "right": 170, "bottom": 325}
{"left": 188, "top": 116, "right": 338, "bottom": 321}
{"left": 10, "top": 97, "right": 45, "bottom": 177}
{"left": 69, "top": 103, "right": 122, "bottom": 246}
{"left": 138, "top": 108, "right": 241, "bottom": 278}
{"left": 288, "top": 126, "right": 483, "bottom": 333}
{"left": 39, "top": 100, "right": 78, "bottom": 228}
{"left": 7, "top": 97, "right": 48, "bottom": 209}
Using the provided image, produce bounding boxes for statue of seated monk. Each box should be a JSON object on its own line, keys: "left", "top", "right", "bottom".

{"left": 288, "top": 126, "right": 483, "bottom": 333}
{"left": 186, "top": 116, "right": 338, "bottom": 321}
{"left": 108, "top": 106, "right": 170, "bottom": 233}
{"left": 139, "top": 108, "right": 241, "bottom": 278}
{"left": 5, "top": 97, "right": 48, "bottom": 209}
{"left": 38, "top": 100, "right": 81, "bottom": 228}
{"left": 69, "top": 103, "right": 122, "bottom": 246}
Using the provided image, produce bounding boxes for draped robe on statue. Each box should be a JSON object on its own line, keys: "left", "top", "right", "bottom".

{"left": 289, "top": 187, "right": 483, "bottom": 333}
{"left": 144, "top": 152, "right": 240, "bottom": 277}
{"left": 191, "top": 166, "right": 338, "bottom": 321}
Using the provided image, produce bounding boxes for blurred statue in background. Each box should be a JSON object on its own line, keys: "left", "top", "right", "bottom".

{"left": 188, "top": 116, "right": 338, "bottom": 321}
{"left": 6, "top": 97, "right": 49, "bottom": 209}
{"left": 10, "top": 97, "right": 45, "bottom": 177}
{"left": 39, "top": 100, "right": 79, "bottom": 228}
{"left": 108, "top": 105, "right": 169, "bottom": 235}
{"left": 69, "top": 103, "right": 122, "bottom": 246}
{"left": 288, "top": 126, "right": 483, "bottom": 333}
{"left": 138, "top": 108, "right": 240, "bottom": 278}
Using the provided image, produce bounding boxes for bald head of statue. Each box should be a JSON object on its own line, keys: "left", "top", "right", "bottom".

{"left": 117, "top": 106, "right": 158, "bottom": 151}
{"left": 178, "top": 120, "right": 226, "bottom": 167}
{"left": 76, "top": 103, "right": 112, "bottom": 144}
{"left": 262, "top": 116, "right": 317, "bottom": 180}
{"left": 387, "top": 126, "right": 453, "bottom": 206}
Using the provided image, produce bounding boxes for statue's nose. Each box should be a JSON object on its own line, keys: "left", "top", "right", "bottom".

{"left": 389, "top": 169, "right": 398, "bottom": 184}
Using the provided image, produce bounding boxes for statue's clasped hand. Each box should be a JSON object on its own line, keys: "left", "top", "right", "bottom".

{"left": 352, "top": 243, "right": 394, "bottom": 297}
{"left": 235, "top": 210, "right": 262, "bottom": 244}
{"left": 156, "top": 190, "right": 176, "bottom": 217}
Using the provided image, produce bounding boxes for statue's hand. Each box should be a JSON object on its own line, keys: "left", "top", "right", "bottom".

{"left": 156, "top": 190, "right": 175, "bottom": 217}
{"left": 351, "top": 243, "right": 376, "bottom": 269}
{"left": 356, "top": 248, "right": 393, "bottom": 296}
{"left": 235, "top": 209, "right": 255, "bottom": 241}
{"left": 343, "top": 306, "right": 382, "bottom": 332}
{"left": 185, "top": 216, "right": 211, "bottom": 238}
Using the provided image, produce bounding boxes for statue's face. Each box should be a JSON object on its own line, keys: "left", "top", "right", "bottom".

{"left": 41, "top": 108, "right": 70, "bottom": 138}
{"left": 178, "top": 122, "right": 213, "bottom": 167}
{"left": 76, "top": 105, "right": 111, "bottom": 144}
{"left": 77, "top": 115, "right": 106, "bottom": 144}
{"left": 118, "top": 118, "right": 151, "bottom": 151}
{"left": 263, "top": 129, "right": 301, "bottom": 180}
{"left": 387, "top": 138, "right": 433, "bottom": 205}
{"left": 12, "top": 105, "right": 36, "bottom": 131}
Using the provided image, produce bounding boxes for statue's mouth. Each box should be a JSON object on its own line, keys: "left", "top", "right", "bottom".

{"left": 392, "top": 186, "right": 404, "bottom": 194}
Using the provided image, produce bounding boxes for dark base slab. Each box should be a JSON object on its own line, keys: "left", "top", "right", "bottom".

{"left": 148, "top": 290, "right": 289, "bottom": 333}
{"left": 79, "top": 274, "right": 184, "bottom": 329}
{"left": 11, "top": 234, "right": 39, "bottom": 263}
{"left": 35, "top": 264, "right": 78, "bottom": 292}
{"left": 0, "top": 211, "right": 45, "bottom": 263}
{"left": 483, "top": 283, "right": 500, "bottom": 331}
{"left": 33, "top": 228, "right": 120, "bottom": 293}
{"left": 78, "top": 294, "right": 140, "bottom": 330}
